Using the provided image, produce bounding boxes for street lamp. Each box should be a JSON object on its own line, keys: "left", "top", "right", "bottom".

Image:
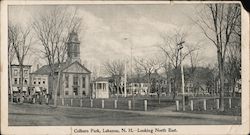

{"left": 177, "top": 41, "right": 185, "bottom": 111}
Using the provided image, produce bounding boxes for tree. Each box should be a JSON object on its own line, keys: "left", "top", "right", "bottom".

{"left": 134, "top": 57, "right": 163, "bottom": 94}
{"left": 33, "top": 6, "right": 82, "bottom": 106}
{"left": 8, "top": 23, "right": 17, "bottom": 102}
{"left": 185, "top": 43, "right": 201, "bottom": 93}
{"left": 103, "top": 59, "right": 125, "bottom": 95}
{"left": 196, "top": 4, "right": 240, "bottom": 111}
{"left": 134, "top": 57, "right": 163, "bottom": 104}
{"left": 8, "top": 23, "right": 33, "bottom": 100}
{"left": 159, "top": 31, "right": 196, "bottom": 100}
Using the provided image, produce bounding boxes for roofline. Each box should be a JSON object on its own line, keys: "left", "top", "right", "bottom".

{"left": 11, "top": 64, "right": 32, "bottom": 67}
{"left": 61, "top": 61, "right": 91, "bottom": 73}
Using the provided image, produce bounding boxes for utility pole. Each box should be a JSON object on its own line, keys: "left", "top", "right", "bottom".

{"left": 124, "top": 61, "right": 127, "bottom": 97}
{"left": 177, "top": 41, "right": 185, "bottom": 111}
{"left": 123, "top": 37, "right": 134, "bottom": 108}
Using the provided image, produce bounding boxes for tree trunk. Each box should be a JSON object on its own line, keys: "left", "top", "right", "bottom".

{"left": 20, "top": 64, "right": 24, "bottom": 93}
{"left": 8, "top": 64, "right": 13, "bottom": 103}
{"left": 218, "top": 51, "right": 225, "bottom": 111}
{"left": 172, "top": 69, "right": 178, "bottom": 101}
{"left": 54, "top": 68, "right": 61, "bottom": 107}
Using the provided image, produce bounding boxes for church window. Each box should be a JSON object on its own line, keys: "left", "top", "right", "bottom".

{"left": 73, "top": 76, "right": 78, "bottom": 86}
{"left": 65, "top": 74, "right": 69, "bottom": 88}
{"left": 65, "top": 91, "right": 69, "bottom": 95}
{"left": 82, "top": 91, "right": 86, "bottom": 96}
{"left": 14, "top": 78, "right": 18, "bottom": 84}
{"left": 14, "top": 70, "right": 18, "bottom": 76}
{"left": 73, "top": 87, "right": 78, "bottom": 95}
{"left": 24, "top": 78, "right": 28, "bottom": 85}
{"left": 82, "top": 77, "right": 85, "bottom": 88}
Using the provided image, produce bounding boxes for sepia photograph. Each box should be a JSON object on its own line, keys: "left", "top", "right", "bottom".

{"left": 1, "top": 0, "right": 249, "bottom": 135}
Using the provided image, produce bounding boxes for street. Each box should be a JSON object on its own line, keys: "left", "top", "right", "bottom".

{"left": 8, "top": 103, "right": 241, "bottom": 126}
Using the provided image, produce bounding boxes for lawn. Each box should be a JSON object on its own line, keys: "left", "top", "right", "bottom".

{"left": 8, "top": 103, "right": 240, "bottom": 126}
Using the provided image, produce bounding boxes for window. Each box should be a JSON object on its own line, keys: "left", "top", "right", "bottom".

{"left": 82, "top": 91, "right": 86, "bottom": 96}
{"left": 43, "top": 80, "right": 45, "bottom": 84}
{"left": 65, "top": 75, "right": 69, "bottom": 88}
{"left": 103, "top": 83, "right": 106, "bottom": 90}
{"left": 73, "top": 76, "right": 78, "bottom": 86}
{"left": 24, "top": 78, "right": 28, "bottom": 85}
{"left": 73, "top": 88, "right": 78, "bottom": 95}
{"left": 65, "top": 91, "right": 69, "bottom": 95}
{"left": 19, "top": 78, "right": 21, "bottom": 84}
{"left": 14, "top": 70, "right": 18, "bottom": 76}
{"left": 14, "top": 78, "right": 18, "bottom": 84}
{"left": 82, "top": 77, "right": 85, "bottom": 88}
{"left": 24, "top": 70, "right": 28, "bottom": 75}
{"left": 97, "top": 83, "right": 102, "bottom": 89}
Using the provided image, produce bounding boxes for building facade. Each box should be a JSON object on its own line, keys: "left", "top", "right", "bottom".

{"left": 91, "top": 77, "right": 110, "bottom": 98}
{"left": 9, "top": 65, "right": 32, "bottom": 94}
{"left": 31, "top": 31, "right": 91, "bottom": 98}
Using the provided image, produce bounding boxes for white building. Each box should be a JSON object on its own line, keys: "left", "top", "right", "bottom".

{"left": 9, "top": 64, "right": 32, "bottom": 94}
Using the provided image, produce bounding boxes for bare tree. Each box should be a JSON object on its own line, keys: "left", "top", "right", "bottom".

{"left": 159, "top": 31, "right": 196, "bottom": 100}
{"left": 32, "top": 6, "right": 82, "bottom": 106}
{"left": 225, "top": 28, "right": 241, "bottom": 97}
{"left": 102, "top": 59, "right": 125, "bottom": 95}
{"left": 8, "top": 23, "right": 33, "bottom": 101}
{"left": 185, "top": 43, "right": 201, "bottom": 91}
{"left": 8, "top": 23, "right": 17, "bottom": 102}
{"left": 196, "top": 4, "right": 240, "bottom": 111}
{"left": 134, "top": 57, "right": 163, "bottom": 94}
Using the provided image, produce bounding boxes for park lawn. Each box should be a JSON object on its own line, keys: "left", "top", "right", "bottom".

{"left": 9, "top": 103, "right": 240, "bottom": 126}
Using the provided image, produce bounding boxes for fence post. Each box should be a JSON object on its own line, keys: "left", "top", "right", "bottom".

{"left": 203, "top": 99, "right": 206, "bottom": 111}
{"left": 71, "top": 99, "right": 73, "bottom": 106}
{"left": 216, "top": 99, "right": 220, "bottom": 109}
{"left": 128, "top": 100, "right": 131, "bottom": 110}
{"left": 190, "top": 100, "right": 193, "bottom": 111}
{"left": 62, "top": 98, "right": 64, "bottom": 106}
{"left": 80, "top": 99, "right": 83, "bottom": 107}
{"left": 90, "top": 99, "right": 93, "bottom": 108}
{"left": 229, "top": 98, "right": 232, "bottom": 109}
{"left": 176, "top": 100, "right": 179, "bottom": 111}
{"left": 102, "top": 100, "right": 104, "bottom": 109}
{"left": 114, "top": 100, "right": 117, "bottom": 109}
{"left": 144, "top": 100, "right": 147, "bottom": 111}
{"left": 33, "top": 98, "right": 36, "bottom": 104}
{"left": 46, "top": 97, "right": 49, "bottom": 105}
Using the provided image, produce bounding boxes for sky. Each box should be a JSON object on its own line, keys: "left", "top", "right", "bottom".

{"left": 8, "top": 4, "right": 217, "bottom": 75}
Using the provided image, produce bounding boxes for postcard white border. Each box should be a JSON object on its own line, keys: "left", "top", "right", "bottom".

{"left": 1, "top": 1, "right": 249, "bottom": 135}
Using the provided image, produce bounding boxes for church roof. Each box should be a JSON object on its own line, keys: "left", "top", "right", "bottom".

{"left": 31, "top": 61, "right": 91, "bottom": 75}
{"left": 61, "top": 61, "right": 91, "bottom": 73}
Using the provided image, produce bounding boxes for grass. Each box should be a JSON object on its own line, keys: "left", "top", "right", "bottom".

{"left": 9, "top": 103, "right": 241, "bottom": 126}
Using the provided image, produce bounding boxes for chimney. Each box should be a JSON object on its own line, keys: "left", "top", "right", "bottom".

{"left": 37, "top": 64, "right": 39, "bottom": 70}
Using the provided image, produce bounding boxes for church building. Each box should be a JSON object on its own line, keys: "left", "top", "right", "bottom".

{"left": 31, "top": 31, "right": 91, "bottom": 98}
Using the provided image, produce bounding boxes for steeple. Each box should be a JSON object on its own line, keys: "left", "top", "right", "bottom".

{"left": 67, "top": 31, "right": 81, "bottom": 63}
